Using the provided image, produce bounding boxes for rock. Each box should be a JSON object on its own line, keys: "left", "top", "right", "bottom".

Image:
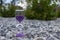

{"left": 33, "top": 37, "right": 45, "bottom": 40}
{"left": 0, "top": 36, "right": 7, "bottom": 40}
{"left": 22, "top": 26, "right": 28, "bottom": 30}
{"left": 46, "top": 37, "right": 55, "bottom": 40}
{"left": 0, "top": 17, "right": 60, "bottom": 40}
{"left": 10, "top": 25, "right": 16, "bottom": 28}
{"left": 56, "top": 31, "right": 60, "bottom": 36}
{"left": 6, "top": 31, "right": 13, "bottom": 39}
{"left": 53, "top": 31, "right": 60, "bottom": 39}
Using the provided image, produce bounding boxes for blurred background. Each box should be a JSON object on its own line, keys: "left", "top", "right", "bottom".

{"left": 0, "top": 0, "right": 60, "bottom": 20}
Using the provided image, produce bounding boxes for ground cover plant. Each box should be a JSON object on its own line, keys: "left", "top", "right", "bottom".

{"left": 25, "top": 0, "right": 58, "bottom": 20}
{"left": 1, "top": 4, "right": 16, "bottom": 17}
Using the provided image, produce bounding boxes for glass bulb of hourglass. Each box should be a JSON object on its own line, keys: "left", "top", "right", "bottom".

{"left": 16, "top": 15, "right": 24, "bottom": 23}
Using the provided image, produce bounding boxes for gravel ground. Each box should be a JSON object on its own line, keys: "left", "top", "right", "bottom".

{"left": 0, "top": 17, "right": 60, "bottom": 40}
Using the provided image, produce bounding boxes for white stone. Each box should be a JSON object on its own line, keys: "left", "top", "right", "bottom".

{"left": 0, "top": 17, "right": 60, "bottom": 40}
{"left": 6, "top": 31, "right": 13, "bottom": 39}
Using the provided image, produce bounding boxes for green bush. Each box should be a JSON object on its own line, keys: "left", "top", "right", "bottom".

{"left": 46, "top": 12, "right": 57, "bottom": 20}
{"left": 0, "top": 5, "right": 2, "bottom": 16}
{"left": 25, "top": 0, "right": 57, "bottom": 20}
{"left": 25, "top": 10, "right": 57, "bottom": 20}
{"left": 0, "top": 13, "right": 2, "bottom": 16}
{"left": 2, "top": 4, "right": 16, "bottom": 17}
{"left": 25, "top": 9, "right": 35, "bottom": 19}
{"left": 56, "top": 6, "right": 60, "bottom": 17}
{"left": 57, "top": 12, "right": 60, "bottom": 17}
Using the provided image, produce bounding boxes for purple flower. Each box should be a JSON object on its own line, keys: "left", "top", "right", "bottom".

{"left": 16, "top": 33, "right": 25, "bottom": 37}
{"left": 16, "top": 16, "right": 24, "bottom": 23}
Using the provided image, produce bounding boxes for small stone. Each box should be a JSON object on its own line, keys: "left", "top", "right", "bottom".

{"left": 10, "top": 25, "right": 16, "bottom": 28}
{"left": 37, "top": 38, "right": 44, "bottom": 40}
{"left": 56, "top": 31, "right": 60, "bottom": 36}
{"left": 23, "top": 27, "right": 28, "bottom": 30}
{"left": 26, "top": 33, "right": 31, "bottom": 39}
{"left": 6, "top": 31, "right": 13, "bottom": 39}
{"left": 34, "top": 37, "right": 44, "bottom": 40}
{"left": 0, "top": 36, "right": 7, "bottom": 40}
{"left": 30, "top": 25, "right": 37, "bottom": 28}
{"left": 47, "top": 37, "right": 55, "bottom": 40}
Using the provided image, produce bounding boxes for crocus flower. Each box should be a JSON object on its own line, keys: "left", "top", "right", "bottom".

{"left": 16, "top": 33, "right": 25, "bottom": 37}
{"left": 16, "top": 15, "right": 24, "bottom": 23}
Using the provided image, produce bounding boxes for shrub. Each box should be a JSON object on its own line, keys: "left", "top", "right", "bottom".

{"left": 46, "top": 12, "right": 57, "bottom": 20}
{"left": 57, "top": 12, "right": 60, "bottom": 17}
{"left": 2, "top": 4, "right": 16, "bottom": 17}
{"left": 56, "top": 6, "right": 60, "bottom": 17}
{"left": 25, "top": 0, "right": 57, "bottom": 20}
{"left": 0, "top": 13, "right": 2, "bottom": 16}
{"left": 0, "top": 5, "right": 2, "bottom": 16}
{"left": 25, "top": 9, "right": 35, "bottom": 19}
{"left": 25, "top": 10, "right": 57, "bottom": 20}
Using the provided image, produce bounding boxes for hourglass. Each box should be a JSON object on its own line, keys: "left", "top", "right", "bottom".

{"left": 16, "top": 10, "right": 24, "bottom": 22}
{"left": 15, "top": 10, "right": 25, "bottom": 37}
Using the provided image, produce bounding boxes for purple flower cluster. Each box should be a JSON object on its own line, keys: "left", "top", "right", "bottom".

{"left": 16, "top": 16, "right": 24, "bottom": 23}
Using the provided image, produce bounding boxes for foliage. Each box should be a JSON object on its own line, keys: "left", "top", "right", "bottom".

{"left": 0, "top": 5, "right": 3, "bottom": 16}
{"left": 25, "top": 0, "right": 57, "bottom": 20}
{"left": 0, "top": 5, "right": 2, "bottom": 13}
{"left": 0, "top": 13, "right": 2, "bottom": 16}
{"left": 57, "top": 11, "right": 60, "bottom": 17}
{"left": 56, "top": 6, "right": 60, "bottom": 17}
{"left": 2, "top": 4, "right": 16, "bottom": 17}
{"left": 25, "top": 9, "right": 35, "bottom": 19}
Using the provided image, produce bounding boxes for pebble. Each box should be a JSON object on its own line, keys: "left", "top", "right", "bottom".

{"left": 0, "top": 17, "right": 60, "bottom": 40}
